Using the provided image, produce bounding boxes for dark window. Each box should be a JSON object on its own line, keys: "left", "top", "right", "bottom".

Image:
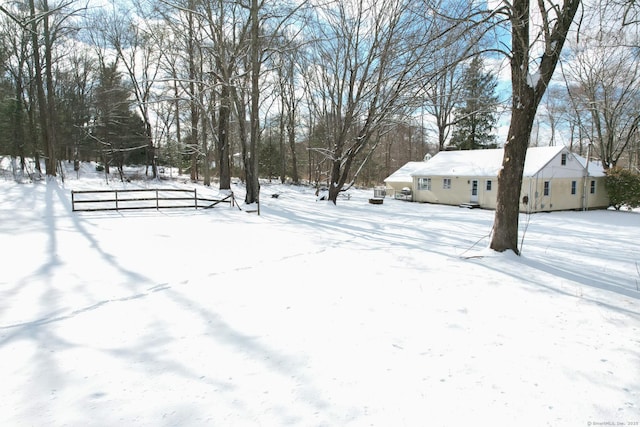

{"left": 561, "top": 153, "right": 567, "bottom": 165}
{"left": 486, "top": 180, "right": 492, "bottom": 191}
{"left": 590, "top": 180, "right": 596, "bottom": 194}
{"left": 571, "top": 181, "right": 577, "bottom": 195}
{"left": 544, "top": 181, "right": 550, "bottom": 196}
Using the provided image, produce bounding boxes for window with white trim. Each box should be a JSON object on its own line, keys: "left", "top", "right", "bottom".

{"left": 590, "top": 180, "right": 596, "bottom": 194}
{"left": 543, "top": 181, "right": 550, "bottom": 196}
{"left": 418, "top": 177, "right": 431, "bottom": 190}
{"left": 486, "top": 180, "right": 492, "bottom": 191}
{"left": 443, "top": 178, "right": 452, "bottom": 189}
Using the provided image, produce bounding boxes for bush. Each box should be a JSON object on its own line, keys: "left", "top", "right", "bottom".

{"left": 605, "top": 167, "right": 640, "bottom": 210}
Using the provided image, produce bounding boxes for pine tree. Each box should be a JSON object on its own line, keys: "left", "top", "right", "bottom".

{"left": 450, "top": 55, "right": 499, "bottom": 150}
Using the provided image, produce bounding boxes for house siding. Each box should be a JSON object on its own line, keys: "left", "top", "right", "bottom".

{"left": 523, "top": 176, "right": 609, "bottom": 212}
{"left": 413, "top": 175, "right": 499, "bottom": 207}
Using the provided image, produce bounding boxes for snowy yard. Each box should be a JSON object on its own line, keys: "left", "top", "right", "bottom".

{"left": 0, "top": 164, "right": 639, "bottom": 426}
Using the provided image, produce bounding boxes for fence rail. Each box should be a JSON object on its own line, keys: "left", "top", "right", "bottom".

{"left": 71, "top": 188, "right": 235, "bottom": 212}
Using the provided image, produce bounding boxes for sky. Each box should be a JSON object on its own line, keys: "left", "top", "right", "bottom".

{"left": 0, "top": 161, "right": 638, "bottom": 426}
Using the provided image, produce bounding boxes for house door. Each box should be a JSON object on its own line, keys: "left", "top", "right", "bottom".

{"left": 470, "top": 180, "right": 479, "bottom": 203}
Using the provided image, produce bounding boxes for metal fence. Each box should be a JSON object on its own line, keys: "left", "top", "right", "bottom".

{"left": 71, "top": 188, "right": 235, "bottom": 212}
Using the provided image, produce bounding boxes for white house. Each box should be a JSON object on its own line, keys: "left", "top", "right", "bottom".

{"left": 384, "top": 146, "right": 609, "bottom": 212}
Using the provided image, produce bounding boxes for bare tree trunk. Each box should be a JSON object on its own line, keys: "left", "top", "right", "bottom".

{"left": 279, "top": 97, "right": 286, "bottom": 184}
{"left": 245, "top": 0, "right": 261, "bottom": 205}
{"left": 489, "top": 0, "right": 580, "bottom": 253}
{"left": 187, "top": 4, "right": 199, "bottom": 182}
{"left": 42, "top": 0, "right": 58, "bottom": 177}
{"left": 491, "top": 106, "right": 536, "bottom": 253}
{"left": 287, "top": 117, "right": 299, "bottom": 184}
{"left": 218, "top": 85, "right": 231, "bottom": 190}
{"left": 29, "top": 0, "right": 56, "bottom": 177}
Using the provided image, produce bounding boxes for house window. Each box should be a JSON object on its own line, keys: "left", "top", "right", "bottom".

{"left": 486, "top": 180, "right": 492, "bottom": 191}
{"left": 543, "top": 181, "right": 550, "bottom": 196}
{"left": 561, "top": 153, "right": 567, "bottom": 165}
{"left": 590, "top": 180, "right": 596, "bottom": 194}
{"left": 443, "top": 178, "right": 452, "bottom": 189}
{"left": 571, "top": 180, "right": 577, "bottom": 195}
{"left": 418, "top": 177, "right": 431, "bottom": 191}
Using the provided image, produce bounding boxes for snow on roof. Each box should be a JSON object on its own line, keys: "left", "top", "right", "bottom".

{"left": 574, "top": 155, "right": 607, "bottom": 177}
{"left": 411, "top": 146, "right": 567, "bottom": 177}
{"left": 384, "top": 161, "right": 427, "bottom": 183}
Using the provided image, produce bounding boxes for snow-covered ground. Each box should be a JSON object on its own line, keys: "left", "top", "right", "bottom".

{"left": 1, "top": 161, "right": 639, "bottom": 426}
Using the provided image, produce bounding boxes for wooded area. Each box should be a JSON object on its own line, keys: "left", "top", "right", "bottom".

{"left": 1, "top": 0, "right": 640, "bottom": 252}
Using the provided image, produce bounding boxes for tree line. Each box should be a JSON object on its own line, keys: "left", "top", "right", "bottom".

{"left": 1, "top": 0, "right": 640, "bottom": 252}
{"left": 0, "top": 0, "right": 503, "bottom": 198}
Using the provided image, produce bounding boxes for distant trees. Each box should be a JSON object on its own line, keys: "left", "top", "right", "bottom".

{"left": 450, "top": 55, "right": 499, "bottom": 150}
{"left": 302, "top": 0, "right": 443, "bottom": 203}
{"left": 562, "top": 28, "right": 640, "bottom": 170}
{"left": 92, "top": 60, "right": 147, "bottom": 181}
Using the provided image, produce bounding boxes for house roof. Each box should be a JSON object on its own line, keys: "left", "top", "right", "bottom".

{"left": 410, "top": 145, "right": 571, "bottom": 177}
{"left": 384, "top": 161, "right": 427, "bottom": 183}
{"left": 575, "top": 155, "right": 607, "bottom": 177}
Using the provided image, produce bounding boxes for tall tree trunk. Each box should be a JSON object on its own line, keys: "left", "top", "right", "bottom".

{"left": 29, "top": 0, "right": 55, "bottom": 177}
{"left": 146, "top": 121, "right": 157, "bottom": 179}
{"left": 187, "top": 4, "right": 199, "bottom": 182}
{"left": 42, "top": 0, "right": 57, "bottom": 177}
{"left": 491, "top": 105, "right": 536, "bottom": 254}
{"left": 173, "top": 77, "right": 183, "bottom": 175}
{"left": 489, "top": 0, "right": 580, "bottom": 253}
{"left": 287, "top": 118, "right": 299, "bottom": 184}
{"left": 279, "top": 98, "right": 286, "bottom": 184}
{"left": 218, "top": 85, "right": 231, "bottom": 190}
{"left": 245, "top": 0, "right": 261, "bottom": 205}
{"left": 202, "top": 112, "right": 211, "bottom": 186}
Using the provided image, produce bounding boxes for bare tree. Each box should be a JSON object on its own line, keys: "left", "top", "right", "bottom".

{"left": 274, "top": 34, "right": 303, "bottom": 184}
{"left": 420, "top": 1, "right": 478, "bottom": 152}
{"left": 154, "top": 0, "right": 206, "bottom": 182}
{"left": 563, "top": 28, "right": 640, "bottom": 169}
{"left": 489, "top": 0, "right": 581, "bottom": 254}
{"left": 115, "top": 12, "right": 162, "bottom": 178}
{"left": 0, "top": 10, "right": 30, "bottom": 176}
{"left": 305, "top": 0, "right": 439, "bottom": 204}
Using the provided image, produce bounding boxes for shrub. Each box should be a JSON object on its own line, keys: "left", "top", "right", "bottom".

{"left": 605, "top": 167, "right": 640, "bottom": 210}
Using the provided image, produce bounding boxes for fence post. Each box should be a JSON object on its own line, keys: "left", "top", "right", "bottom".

{"left": 194, "top": 189, "right": 198, "bottom": 209}
{"left": 115, "top": 190, "right": 119, "bottom": 210}
{"left": 156, "top": 189, "right": 159, "bottom": 210}
{"left": 71, "top": 191, "right": 76, "bottom": 211}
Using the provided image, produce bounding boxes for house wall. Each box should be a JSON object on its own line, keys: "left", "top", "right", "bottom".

{"left": 522, "top": 176, "right": 609, "bottom": 212}
{"left": 413, "top": 175, "right": 609, "bottom": 212}
{"left": 585, "top": 177, "right": 610, "bottom": 209}
{"left": 413, "top": 176, "right": 499, "bottom": 207}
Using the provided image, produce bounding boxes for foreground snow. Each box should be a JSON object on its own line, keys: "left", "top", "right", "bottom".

{"left": 0, "top": 165, "right": 638, "bottom": 426}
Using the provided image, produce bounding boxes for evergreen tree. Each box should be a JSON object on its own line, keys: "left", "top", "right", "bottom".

{"left": 450, "top": 56, "right": 499, "bottom": 150}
